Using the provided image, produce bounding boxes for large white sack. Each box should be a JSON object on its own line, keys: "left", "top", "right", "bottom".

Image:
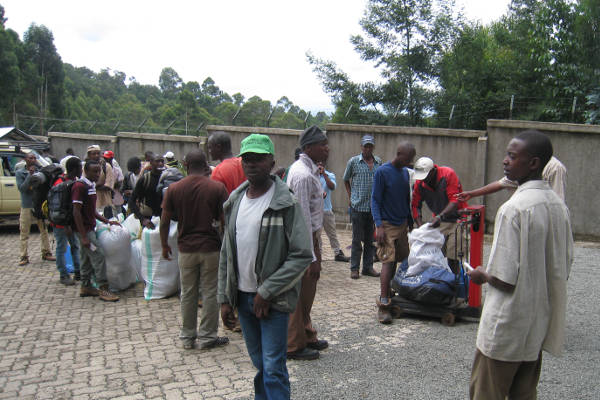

{"left": 140, "top": 216, "right": 180, "bottom": 300}
{"left": 96, "top": 222, "right": 138, "bottom": 291}
{"left": 130, "top": 239, "right": 143, "bottom": 282}
{"left": 407, "top": 223, "right": 450, "bottom": 276}
{"left": 122, "top": 214, "right": 142, "bottom": 241}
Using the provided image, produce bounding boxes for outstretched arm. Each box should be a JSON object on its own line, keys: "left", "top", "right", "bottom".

{"left": 456, "top": 181, "right": 505, "bottom": 202}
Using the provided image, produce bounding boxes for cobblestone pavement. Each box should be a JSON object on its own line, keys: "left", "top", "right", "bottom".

{"left": 1, "top": 226, "right": 598, "bottom": 399}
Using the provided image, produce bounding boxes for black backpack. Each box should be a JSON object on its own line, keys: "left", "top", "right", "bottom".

{"left": 31, "top": 164, "right": 64, "bottom": 219}
{"left": 47, "top": 176, "right": 76, "bottom": 226}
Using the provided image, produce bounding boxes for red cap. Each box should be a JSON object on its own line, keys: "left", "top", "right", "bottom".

{"left": 103, "top": 150, "right": 114, "bottom": 159}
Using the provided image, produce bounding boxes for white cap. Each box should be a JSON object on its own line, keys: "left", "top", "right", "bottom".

{"left": 413, "top": 157, "right": 434, "bottom": 180}
{"left": 164, "top": 151, "right": 175, "bottom": 159}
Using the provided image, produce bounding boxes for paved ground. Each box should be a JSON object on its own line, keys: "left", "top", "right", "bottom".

{"left": 1, "top": 226, "right": 598, "bottom": 399}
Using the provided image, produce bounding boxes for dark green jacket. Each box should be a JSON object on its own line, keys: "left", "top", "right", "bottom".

{"left": 218, "top": 176, "right": 312, "bottom": 313}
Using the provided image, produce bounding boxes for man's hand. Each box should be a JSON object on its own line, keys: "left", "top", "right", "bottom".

{"left": 455, "top": 192, "right": 472, "bottom": 202}
{"left": 108, "top": 220, "right": 121, "bottom": 227}
{"left": 317, "top": 164, "right": 325, "bottom": 175}
{"left": 81, "top": 235, "right": 91, "bottom": 248}
{"left": 467, "top": 266, "right": 488, "bottom": 285}
{"left": 253, "top": 293, "right": 270, "bottom": 319}
{"left": 220, "top": 304, "right": 237, "bottom": 330}
{"left": 431, "top": 215, "right": 442, "bottom": 228}
{"left": 142, "top": 218, "right": 155, "bottom": 230}
{"left": 308, "top": 260, "right": 321, "bottom": 280}
{"left": 162, "top": 245, "right": 172, "bottom": 260}
{"left": 375, "top": 226, "right": 386, "bottom": 245}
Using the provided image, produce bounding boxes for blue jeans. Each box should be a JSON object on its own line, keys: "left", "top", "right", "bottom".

{"left": 54, "top": 227, "right": 80, "bottom": 277}
{"left": 237, "top": 291, "right": 290, "bottom": 400}
{"left": 350, "top": 209, "right": 375, "bottom": 272}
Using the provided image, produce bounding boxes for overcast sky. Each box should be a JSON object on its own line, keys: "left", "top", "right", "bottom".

{"left": 2, "top": 0, "right": 510, "bottom": 113}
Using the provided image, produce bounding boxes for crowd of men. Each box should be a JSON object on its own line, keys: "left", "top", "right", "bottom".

{"left": 16, "top": 126, "right": 572, "bottom": 400}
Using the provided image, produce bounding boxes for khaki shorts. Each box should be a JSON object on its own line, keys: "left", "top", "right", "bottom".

{"left": 377, "top": 221, "right": 409, "bottom": 263}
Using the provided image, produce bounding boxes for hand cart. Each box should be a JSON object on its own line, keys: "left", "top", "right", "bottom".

{"left": 390, "top": 205, "right": 484, "bottom": 326}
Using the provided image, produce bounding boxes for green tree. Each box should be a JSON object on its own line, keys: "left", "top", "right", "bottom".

{"left": 309, "top": 0, "right": 461, "bottom": 125}
{"left": 236, "top": 96, "right": 271, "bottom": 127}
{"left": 158, "top": 67, "right": 183, "bottom": 100}
{"left": 0, "top": 7, "right": 21, "bottom": 122}
{"left": 23, "top": 23, "right": 64, "bottom": 119}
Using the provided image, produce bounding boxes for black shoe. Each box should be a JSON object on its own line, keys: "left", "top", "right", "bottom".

{"left": 287, "top": 347, "right": 319, "bottom": 360}
{"left": 361, "top": 268, "right": 381, "bottom": 277}
{"left": 60, "top": 275, "right": 75, "bottom": 286}
{"left": 334, "top": 251, "right": 350, "bottom": 262}
{"left": 200, "top": 336, "right": 229, "bottom": 350}
{"left": 306, "top": 339, "right": 329, "bottom": 351}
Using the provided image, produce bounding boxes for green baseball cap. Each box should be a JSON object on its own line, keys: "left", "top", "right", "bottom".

{"left": 239, "top": 134, "right": 275, "bottom": 156}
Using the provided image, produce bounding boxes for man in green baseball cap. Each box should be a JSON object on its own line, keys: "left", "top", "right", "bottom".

{"left": 220, "top": 133, "right": 313, "bottom": 398}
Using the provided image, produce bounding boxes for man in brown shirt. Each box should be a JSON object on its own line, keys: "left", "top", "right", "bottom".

{"left": 160, "top": 149, "right": 229, "bottom": 350}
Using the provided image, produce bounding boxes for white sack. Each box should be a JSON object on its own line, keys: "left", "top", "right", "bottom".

{"left": 407, "top": 223, "right": 450, "bottom": 276}
{"left": 96, "top": 222, "right": 137, "bottom": 291}
{"left": 130, "top": 239, "right": 143, "bottom": 282}
{"left": 122, "top": 214, "right": 142, "bottom": 241}
{"left": 140, "top": 216, "right": 180, "bottom": 300}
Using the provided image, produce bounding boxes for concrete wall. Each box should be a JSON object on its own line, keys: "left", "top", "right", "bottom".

{"left": 206, "top": 123, "right": 487, "bottom": 220}
{"left": 116, "top": 132, "right": 204, "bottom": 167}
{"left": 205, "top": 125, "right": 302, "bottom": 167}
{"left": 47, "top": 119, "right": 600, "bottom": 239}
{"left": 486, "top": 119, "right": 600, "bottom": 239}
{"left": 324, "top": 124, "right": 487, "bottom": 218}
{"left": 48, "top": 131, "right": 205, "bottom": 167}
{"left": 48, "top": 132, "right": 118, "bottom": 161}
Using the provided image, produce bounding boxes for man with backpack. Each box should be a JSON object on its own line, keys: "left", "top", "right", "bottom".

{"left": 72, "top": 159, "right": 121, "bottom": 302}
{"left": 48, "top": 157, "right": 82, "bottom": 286}
{"left": 16, "top": 153, "right": 55, "bottom": 266}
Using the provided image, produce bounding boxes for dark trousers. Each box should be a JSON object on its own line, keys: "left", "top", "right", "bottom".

{"left": 350, "top": 209, "right": 375, "bottom": 272}
{"left": 287, "top": 269, "right": 318, "bottom": 353}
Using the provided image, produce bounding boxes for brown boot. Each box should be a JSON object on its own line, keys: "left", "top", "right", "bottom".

{"left": 80, "top": 286, "right": 100, "bottom": 297}
{"left": 18, "top": 256, "right": 29, "bottom": 266}
{"left": 376, "top": 297, "right": 393, "bottom": 324}
{"left": 42, "top": 252, "right": 56, "bottom": 261}
{"left": 99, "top": 286, "right": 119, "bottom": 302}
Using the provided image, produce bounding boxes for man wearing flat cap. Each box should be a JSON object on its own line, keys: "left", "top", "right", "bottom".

{"left": 343, "top": 134, "right": 382, "bottom": 279}
{"left": 285, "top": 125, "right": 330, "bottom": 360}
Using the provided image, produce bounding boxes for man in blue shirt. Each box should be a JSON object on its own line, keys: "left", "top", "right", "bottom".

{"left": 343, "top": 135, "right": 382, "bottom": 279}
{"left": 371, "top": 142, "right": 416, "bottom": 324}
{"left": 318, "top": 163, "right": 350, "bottom": 262}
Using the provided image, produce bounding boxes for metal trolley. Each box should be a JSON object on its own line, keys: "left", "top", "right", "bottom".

{"left": 390, "top": 205, "right": 485, "bottom": 326}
